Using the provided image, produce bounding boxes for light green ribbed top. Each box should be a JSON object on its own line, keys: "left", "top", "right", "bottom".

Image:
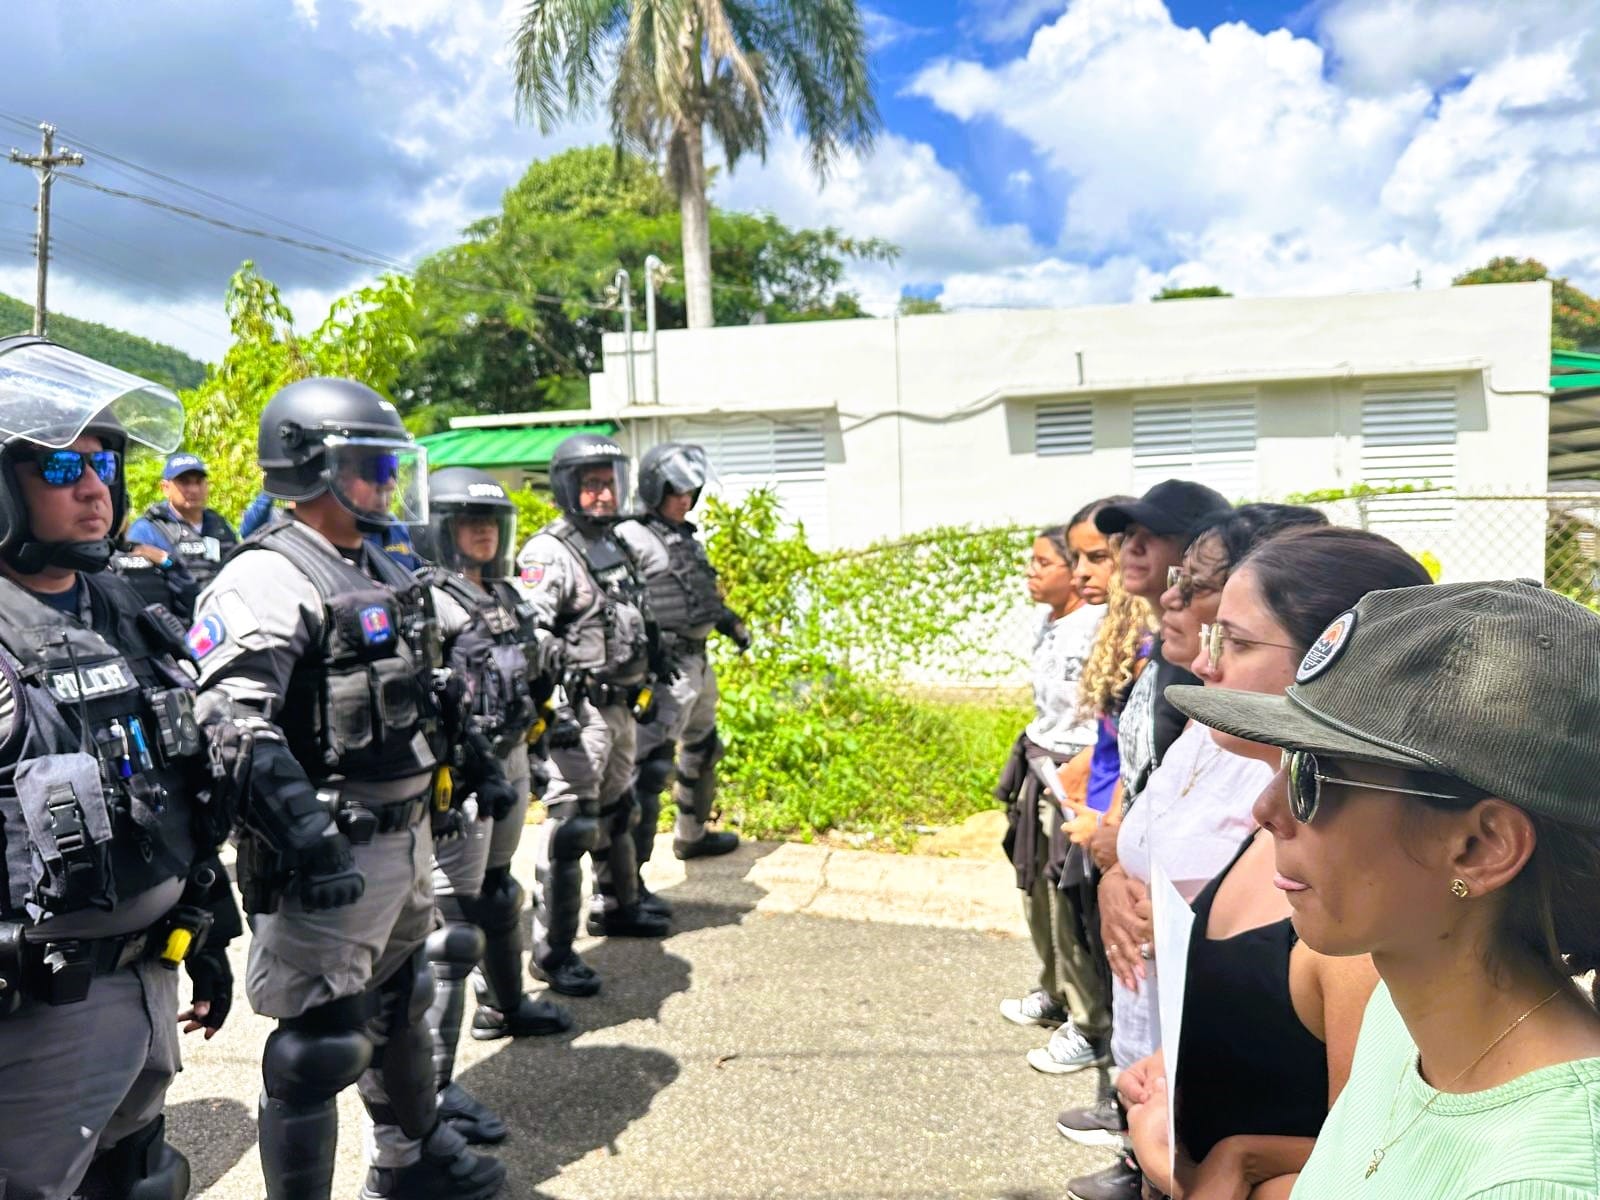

{"left": 1293, "top": 982, "right": 1600, "bottom": 1200}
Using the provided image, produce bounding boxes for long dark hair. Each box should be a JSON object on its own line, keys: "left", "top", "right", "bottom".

{"left": 1189, "top": 503, "right": 1329, "bottom": 578}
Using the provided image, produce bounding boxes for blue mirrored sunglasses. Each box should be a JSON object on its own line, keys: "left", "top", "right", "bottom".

{"left": 30, "top": 449, "right": 120, "bottom": 488}
{"left": 356, "top": 453, "right": 401, "bottom": 486}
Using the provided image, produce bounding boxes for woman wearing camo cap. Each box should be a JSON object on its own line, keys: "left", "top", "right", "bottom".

{"left": 1170, "top": 580, "right": 1600, "bottom": 1199}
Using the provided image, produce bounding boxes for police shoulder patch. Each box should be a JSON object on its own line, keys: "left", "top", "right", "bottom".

{"left": 520, "top": 562, "right": 547, "bottom": 585}
{"left": 186, "top": 614, "right": 228, "bottom": 659}
{"left": 359, "top": 605, "right": 394, "bottom": 644}
{"left": 1296, "top": 610, "right": 1356, "bottom": 684}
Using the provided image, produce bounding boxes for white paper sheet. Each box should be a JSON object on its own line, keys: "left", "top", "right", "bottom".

{"left": 1151, "top": 864, "right": 1197, "bottom": 1180}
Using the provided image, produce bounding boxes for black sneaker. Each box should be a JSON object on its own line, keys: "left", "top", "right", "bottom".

{"left": 470, "top": 994, "right": 573, "bottom": 1041}
{"left": 638, "top": 885, "right": 674, "bottom": 918}
{"left": 1065, "top": 1154, "right": 1141, "bottom": 1200}
{"left": 1056, "top": 1093, "right": 1127, "bottom": 1148}
{"left": 359, "top": 1123, "right": 505, "bottom": 1199}
{"left": 586, "top": 904, "right": 670, "bottom": 938}
{"left": 673, "top": 829, "right": 739, "bottom": 859}
{"left": 530, "top": 951, "right": 601, "bottom": 997}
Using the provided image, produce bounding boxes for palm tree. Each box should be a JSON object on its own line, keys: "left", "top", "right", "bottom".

{"left": 512, "top": 0, "right": 878, "bottom": 329}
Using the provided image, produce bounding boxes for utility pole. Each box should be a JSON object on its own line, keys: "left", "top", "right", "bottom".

{"left": 8, "top": 123, "right": 83, "bottom": 335}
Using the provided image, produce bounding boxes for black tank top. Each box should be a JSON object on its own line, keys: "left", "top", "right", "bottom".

{"left": 1174, "top": 832, "right": 1330, "bottom": 1163}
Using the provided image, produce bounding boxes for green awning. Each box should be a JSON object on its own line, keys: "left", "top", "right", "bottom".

{"left": 418, "top": 421, "right": 617, "bottom": 469}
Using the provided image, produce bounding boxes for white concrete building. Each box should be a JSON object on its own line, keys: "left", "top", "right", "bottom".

{"left": 451, "top": 282, "right": 1554, "bottom": 581}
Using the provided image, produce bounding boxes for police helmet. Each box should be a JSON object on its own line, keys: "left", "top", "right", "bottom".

{"left": 0, "top": 335, "right": 184, "bottom": 573}
{"left": 422, "top": 466, "right": 517, "bottom": 579}
{"left": 637, "top": 442, "right": 710, "bottom": 510}
{"left": 549, "top": 433, "right": 630, "bottom": 525}
{"left": 257, "top": 377, "right": 426, "bottom": 536}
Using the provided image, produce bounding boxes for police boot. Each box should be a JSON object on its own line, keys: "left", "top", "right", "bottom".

{"left": 587, "top": 902, "right": 671, "bottom": 938}
{"left": 359, "top": 1122, "right": 506, "bottom": 1200}
{"left": 424, "top": 917, "right": 505, "bottom": 1145}
{"left": 529, "top": 948, "right": 601, "bottom": 997}
{"left": 76, "top": 1114, "right": 190, "bottom": 1200}
{"left": 638, "top": 883, "right": 674, "bottom": 918}
{"left": 472, "top": 929, "right": 573, "bottom": 1039}
{"left": 672, "top": 774, "right": 740, "bottom": 859}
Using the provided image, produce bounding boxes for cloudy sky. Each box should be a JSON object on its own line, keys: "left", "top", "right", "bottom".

{"left": 2, "top": 0, "right": 1596, "bottom": 362}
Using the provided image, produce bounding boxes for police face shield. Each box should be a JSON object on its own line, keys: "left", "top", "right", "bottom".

{"left": 438, "top": 508, "right": 516, "bottom": 579}
{"left": 0, "top": 339, "right": 184, "bottom": 454}
{"left": 324, "top": 436, "right": 428, "bottom": 532}
{"left": 655, "top": 444, "right": 710, "bottom": 500}
{"left": 575, "top": 459, "right": 630, "bottom": 519}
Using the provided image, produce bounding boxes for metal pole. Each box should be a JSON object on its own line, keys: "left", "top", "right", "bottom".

{"left": 8, "top": 124, "right": 83, "bottom": 336}
{"left": 614, "top": 268, "right": 636, "bottom": 409}
{"left": 644, "top": 254, "right": 663, "bottom": 407}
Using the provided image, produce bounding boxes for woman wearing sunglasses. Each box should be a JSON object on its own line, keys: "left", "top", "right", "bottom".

{"left": 1108, "top": 527, "right": 1432, "bottom": 1200}
{"left": 1171, "top": 578, "right": 1600, "bottom": 1199}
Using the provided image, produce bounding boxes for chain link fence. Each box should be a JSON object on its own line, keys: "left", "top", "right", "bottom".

{"left": 841, "top": 491, "right": 1600, "bottom": 692}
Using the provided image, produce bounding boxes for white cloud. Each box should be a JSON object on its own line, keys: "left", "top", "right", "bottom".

{"left": 965, "top": 0, "right": 1071, "bottom": 44}
{"left": 861, "top": 7, "right": 936, "bottom": 51}
{"left": 906, "top": 0, "right": 1600, "bottom": 307}
{"left": 1006, "top": 169, "right": 1034, "bottom": 191}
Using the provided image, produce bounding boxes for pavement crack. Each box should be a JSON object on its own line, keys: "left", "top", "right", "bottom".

{"left": 797, "top": 847, "right": 833, "bottom": 913}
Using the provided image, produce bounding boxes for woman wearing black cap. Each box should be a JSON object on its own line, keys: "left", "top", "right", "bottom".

{"left": 1170, "top": 580, "right": 1600, "bottom": 1199}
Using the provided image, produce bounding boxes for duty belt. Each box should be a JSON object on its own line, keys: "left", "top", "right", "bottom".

{"left": 584, "top": 681, "right": 632, "bottom": 707}
{"left": 666, "top": 634, "right": 707, "bottom": 655}
{"left": 333, "top": 790, "right": 431, "bottom": 844}
{"left": 5, "top": 904, "right": 208, "bottom": 1009}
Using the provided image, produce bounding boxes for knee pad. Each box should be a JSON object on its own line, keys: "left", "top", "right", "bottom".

{"left": 474, "top": 866, "right": 525, "bottom": 935}
{"left": 265, "top": 1000, "right": 374, "bottom": 1105}
{"left": 635, "top": 743, "right": 676, "bottom": 796}
{"left": 550, "top": 814, "right": 600, "bottom": 861}
{"left": 426, "top": 921, "right": 485, "bottom": 981}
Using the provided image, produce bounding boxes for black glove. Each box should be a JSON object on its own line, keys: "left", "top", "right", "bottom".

{"left": 295, "top": 832, "right": 365, "bottom": 910}
{"left": 717, "top": 610, "right": 752, "bottom": 652}
{"left": 185, "top": 946, "right": 233, "bottom": 1031}
{"left": 475, "top": 774, "right": 519, "bottom": 822}
{"left": 548, "top": 702, "right": 583, "bottom": 749}
{"left": 532, "top": 635, "right": 565, "bottom": 681}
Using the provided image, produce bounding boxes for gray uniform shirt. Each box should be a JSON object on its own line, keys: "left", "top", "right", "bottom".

{"left": 193, "top": 522, "right": 433, "bottom": 805}
{"left": 515, "top": 528, "right": 648, "bottom": 686}
{"left": 614, "top": 517, "right": 717, "bottom": 641}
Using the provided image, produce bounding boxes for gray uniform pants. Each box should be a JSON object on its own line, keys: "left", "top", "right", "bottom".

{"left": 0, "top": 960, "right": 179, "bottom": 1200}
{"left": 532, "top": 701, "right": 637, "bottom": 964}
{"left": 632, "top": 651, "right": 720, "bottom": 858}
{"left": 248, "top": 820, "right": 437, "bottom": 1170}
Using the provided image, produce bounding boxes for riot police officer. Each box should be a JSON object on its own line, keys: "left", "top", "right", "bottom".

{"left": 516, "top": 433, "right": 669, "bottom": 997}
{"left": 0, "top": 336, "right": 240, "bottom": 1200}
{"left": 124, "top": 452, "right": 239, "bottom": 619}
{"left": 617, "top": 442, "right": 745, "bottom": 899}
{"left": 191, "top": 378, "right": 503, "bottom": 1200}
{"left": 417, "top": 467, "right": 571, "bottom": 1148}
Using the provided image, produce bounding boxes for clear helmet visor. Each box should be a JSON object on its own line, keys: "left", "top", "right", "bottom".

{"left": 0, "top": 340, "right": 184, "bottom": 453}
{"left": 656, "top": 444, "right": 710, "bottom": 497}
{"left": 324, "top": 436, "right": 428, "bottom": 530}
{"left": 435, "top": 508, "right": 516, "bottom": 580}
{"left": 573, "top": 458, "right": 631, "bottom": 519}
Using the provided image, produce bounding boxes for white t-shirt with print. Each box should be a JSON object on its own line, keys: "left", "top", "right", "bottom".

{"left": 1024, "top": 602, "right": 1105, "bottom": 755}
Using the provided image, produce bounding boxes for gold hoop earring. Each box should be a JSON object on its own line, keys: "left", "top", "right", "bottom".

{"left": 1450, "top": 878, "right": 1470, "bottom": 899}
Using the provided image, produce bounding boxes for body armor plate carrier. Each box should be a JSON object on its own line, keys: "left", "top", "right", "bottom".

{"left": 545, "top": 518, "right": 649, "bottom": 684}
{"left": 432, "top": 571, "right": 538, "bottom": 758}
{"left": 636, "top": 514, "right": 724, "bottom": 634}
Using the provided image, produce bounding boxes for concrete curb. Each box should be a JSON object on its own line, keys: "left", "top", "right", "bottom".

{"left": 643, "top": 835, "right": 1027, "bottom": 936}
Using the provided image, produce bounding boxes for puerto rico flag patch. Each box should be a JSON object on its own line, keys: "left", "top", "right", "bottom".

{"left": 186, "top": 614, "right": 227, "bottom": 659}
{"left": 520, "top": 562, "right": 546, "bottom": 585}
{"left": 359, "top": 605, "right": 394, "bottom": 645}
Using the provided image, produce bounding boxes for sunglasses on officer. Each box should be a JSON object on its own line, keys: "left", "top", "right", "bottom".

{"left": 1280, "top": 749, "right": 1479, "bottom": 825}
{"left": 27, "top": 448, "right": 120, "bottom": 488}
{"left": 350, "top": 452, "right": 401, "bottom": 486}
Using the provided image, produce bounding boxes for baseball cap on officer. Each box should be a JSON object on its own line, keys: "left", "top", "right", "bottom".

{"left": 1095, "top": 479, "right": 1231, "bottom": 537}
{"left": 162, "top": 452, "right": 206, "bottom": 480}
{"left": 1168, "top": 580, "right": 1600, "bottom": 829}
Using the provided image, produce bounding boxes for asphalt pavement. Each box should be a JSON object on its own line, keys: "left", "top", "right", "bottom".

{"left": 170, "top": 835, "right": 1115, "bottom": 1199}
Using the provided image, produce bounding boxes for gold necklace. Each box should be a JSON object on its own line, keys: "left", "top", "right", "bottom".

{"left": 1177, "top": 736, "right": 1222, "bottom": 798}
{"left": 1365, "top": 987, "right": 1562, "bottom": 1179}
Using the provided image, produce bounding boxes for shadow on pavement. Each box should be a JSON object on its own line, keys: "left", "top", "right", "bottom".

{"left": 164, "top": 1096, "right": 257, "bottom": 1194}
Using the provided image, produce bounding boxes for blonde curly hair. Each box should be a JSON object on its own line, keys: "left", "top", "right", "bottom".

{"left": 1078, "top": 535, "right": 1155, "bottom": 720}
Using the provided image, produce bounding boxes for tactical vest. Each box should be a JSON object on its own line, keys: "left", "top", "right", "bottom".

{"left": 246, "top": 523, "right": 443, "bottom": 786}
{"left": 634, "top": 514, "right": 724, "bottom": 633}
{"left": 432, "top": 570, "right": 538, "bottom": 757}
{"left": 109, "top": 548, "right": 178, "bottom": 610}
{"left": 545, "top": 517, "right": 649, "bottom": 683}
{"left": 139, "top": 504, "right": 237, "bottom": 591}
{"left": 0, "top": 574, "right": 204, "bottom": 924}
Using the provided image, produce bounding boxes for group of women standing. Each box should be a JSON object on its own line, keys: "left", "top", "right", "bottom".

{"left": 998, "top": 478, "right": 1600, "bottom": 1200}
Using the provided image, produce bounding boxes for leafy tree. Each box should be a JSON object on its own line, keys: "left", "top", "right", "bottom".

{"left": 897, "top": 293, "right": 944, "bottom": 316}
{"left": 396, "top": 146, "right": 893, "bottom": 428}
{"left": 131, "top": 262, "right": 415, "bottom": 521}
{"left": 511, "top": 0, "right": 879, "bottom": 329}
{"left": 1453, "top": 257, "right": 1600, "bottom": 350}
{"left": 1152, "top": 285, "right": 1231, "bottom": 301}
{"left": 0, "top": 291, "right": 205, "bottom": 390}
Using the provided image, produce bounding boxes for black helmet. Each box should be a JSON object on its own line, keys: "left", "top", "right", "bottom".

{"left": 257, "top": 377, "right": 425, "bottom": 536}
{"left": 637, "top": 442, "right": 710, "bottom": 510}
{"left": 420, "top": 466, "right": 516, "bottom": 579}
{"left": 549, "top": 433, "right": 630, "bottom": 526}
{"left": 0, "top": 335, "right": 184, "bottom": 574}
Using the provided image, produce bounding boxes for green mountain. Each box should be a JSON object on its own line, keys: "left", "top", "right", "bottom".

{"left": 0, "top": 291, "right": 207, "bottom": 391}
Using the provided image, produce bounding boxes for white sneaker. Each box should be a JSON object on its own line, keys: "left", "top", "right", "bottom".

{"left": 999, "top": 989, "right": 1069, "bottom": 1028}
{"left": 1027, "top": 1023, "right": 1111, "bottom": 1075}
